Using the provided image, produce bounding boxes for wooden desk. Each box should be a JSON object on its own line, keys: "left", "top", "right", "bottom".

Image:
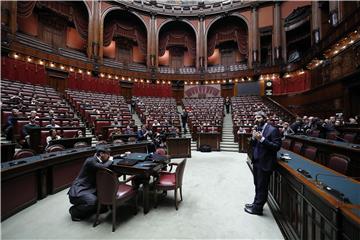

{"left": 166, "top": 137, "right": 191, "bottom": 158}
{"left": 111, "top": 157, "right": 169, "bottom": 214}
{"left": 286, "top": 135, "right": 360, "bottom": 177}
{"left": 1, "top": 141, "right": 149, "bottom": 220}
{"left": 49, "top": 137, "right": 92, "bottom": 149}
{"left": 238, "top": 133, "right": 251, "bottom": 153}
{"left": 1, "top": 143, "right": 16, "bottom": 162}
{"left": 197, "top": 132, "right": 221, "bottom": 151}
{"left": 259, "top": 149, "right": 360, "bottom": 240}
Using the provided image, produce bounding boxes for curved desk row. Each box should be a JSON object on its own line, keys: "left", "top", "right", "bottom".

{"left": 1, "top": 141, "right": 149, "bottom": 220}
{"left": 286, "top": 135, "right": 360, "bottom": 177}
{"left": 262, "top": 149, "right": 360, "bottom": 240}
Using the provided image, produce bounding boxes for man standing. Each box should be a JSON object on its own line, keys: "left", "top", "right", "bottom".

{"left": 225, "top": 97, "right": 231, "bottom": 114}
{"left": 68, "top": 146, "right": 113, "bottom": 221}
{"left": 181, "top": 109, "right": 188, "bottom": 134}
{"left": 245, "top": 111, "right": 281, "bottom": 215}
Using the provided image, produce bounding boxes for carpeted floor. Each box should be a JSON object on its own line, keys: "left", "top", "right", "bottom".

{"left": 1, "top": 151, "right": 284, "bottom": 240}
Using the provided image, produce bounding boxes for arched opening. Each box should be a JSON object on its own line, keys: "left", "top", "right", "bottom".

{"left": 102, "top": 10, "right": 147, "bottom": 68}
{"left": 207, "top": 16, "right": 248, "bottom": 71}
{"left": 16, "top": 1, "right": 89, "bottom": 54}
{"left": 158, "top": 21, "right": 196, "bottom": 73}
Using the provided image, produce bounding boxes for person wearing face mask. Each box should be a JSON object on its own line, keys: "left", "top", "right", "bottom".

{"left": 245, "top": 111, "right": 281, "bottom": 216}
{"left": 68, "top": 146, "right": 113, "bottom": 221}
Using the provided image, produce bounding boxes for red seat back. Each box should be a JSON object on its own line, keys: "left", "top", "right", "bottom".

{"left": 292, "top": 142, "right": 303, "bottom": 154}
{"left": 303, "top": 146, "right": 317, "bottom": 161}
{"left": 62, "top": 129, "right": 78, "bottom": 138}
{"left": 327, "top": 154, "right": 349, "bottom": 175}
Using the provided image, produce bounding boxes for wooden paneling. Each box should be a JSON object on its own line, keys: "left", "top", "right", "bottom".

{"left": 271, "top": 82, "right": 345, "bottom": 118}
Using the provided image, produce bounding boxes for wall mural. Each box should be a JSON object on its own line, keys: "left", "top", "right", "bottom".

{"left": 184, "top": 84, "right": 221, "bottom": 98}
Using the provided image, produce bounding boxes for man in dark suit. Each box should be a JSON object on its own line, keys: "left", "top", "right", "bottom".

{"left": 68, "top": 146, "right": 113, "bottom": 221}
{"left": 245, "top": 111, "right": 282, "bottom": 215}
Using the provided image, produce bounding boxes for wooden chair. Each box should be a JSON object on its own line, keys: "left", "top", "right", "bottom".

{"left": 303, "top": 146, "right": 317, "bottom": 161}
{"left": 327, "top": 154, "right": 350, "bottom": 175}
{"left": 154, "top": 158, "right": 187, "bottom": 210}
{"left": 281, "top": 139, "right": 292, "bottom": 150}
{"left": 93, "top": 169, "right": 138, "bottom": 232}
{"left": 113, "top": 139, "right": 124, "bottom": 144}
{"left": 74, "top": 142, "right": 89, "bottom": 148}
{"left": 46, "top": 144, "right": 65, "bottom": 153}
{"left": 292, "top": 142, "right": 303, "bottom": 154}
{"left": 13, "top": 149, "right": 36, "bottom": 160}
{"left": 343, "top": 133, "right": 356, "bottom": 143}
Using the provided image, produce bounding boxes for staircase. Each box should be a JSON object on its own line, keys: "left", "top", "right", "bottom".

{"left": 130, "top": 104, "right": 142, "bottom": 127}
{"left": 220, "top": 110, "right": 238, "bottom": 152}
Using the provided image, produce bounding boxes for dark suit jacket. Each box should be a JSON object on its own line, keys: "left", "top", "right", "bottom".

{"left": 68, "top": 156, "right": 112, "bottom": 198}
{"left": 251, "top": 124, "right": 282, "bottom": 171}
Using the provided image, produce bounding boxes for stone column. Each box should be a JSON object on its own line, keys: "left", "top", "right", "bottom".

{"left": 273, "top": 2, "right": 282, "bottom": 63}
{"left": 198, "top": 15, "right": 205, "bottom": 70}
{"left": 251, "top": 5, "right": 259, "bottom": 64}
{"left": 311, "top": 1, "right": 321, "bottom": 44}
{"left": 10, "top": 1, "right": 17, "bottom": 34}
{"left": 149, "top": 13, "right": 157, "bottom": 67}
{"left": 329, "top": 0, "right": 339, "bottom": 26}
{"left": 86, "top": 2, "right": 94, "bottom": 59}
{"left": 95, "top": 0, "right": 102, "bottom": 61}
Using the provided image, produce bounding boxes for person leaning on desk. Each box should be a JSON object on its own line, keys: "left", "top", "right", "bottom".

{"left": 245, "top": 111, "right": 282, "bottom": 216}
{"left": 68, "top": 146, "right": 113, "bottom": 221}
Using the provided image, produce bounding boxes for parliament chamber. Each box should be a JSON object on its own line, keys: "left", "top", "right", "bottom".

{"left": 1, "top": 0, "right": 360, "bottom": 239}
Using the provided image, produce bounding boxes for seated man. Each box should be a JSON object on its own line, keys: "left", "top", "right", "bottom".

{"left": 22, "top": 118, "right": 40, "bottom": 147}
{"left": 111, "top": 117, "right": 121, "bottom": 127}
{"left": 46, "top": 118, "right": 60, "bottom": 128}
{"left": 68, "top": 146, "right": 113, "bottom": 221}
{"left": 137, "top": 125, "right": 150, "bottom": 141}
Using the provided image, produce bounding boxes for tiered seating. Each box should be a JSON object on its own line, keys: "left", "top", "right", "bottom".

{"left": 231, "top": 96, "right": 294, "bottom": 142}
{"left": 207, "top": 65, "right": 225, "bottom": 73}
{"left": 65, "top": 90, "right": 135, "bottom": 140}
{"left": 158, "top": 67, "right": 175, "bottom": 74}
{"left": 179, "top": 67, "right": 196, "bottom": 74}
{"left": 135, "top": 97, "right": 181, "bottom": 133}
{"left": 182, "top": 97, "right": 224, "bottom": 140}
{"left": 1, "top": 80, "right": 83, "bottom": 152}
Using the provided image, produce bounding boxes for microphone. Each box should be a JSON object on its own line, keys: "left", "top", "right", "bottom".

{"left": 314, "top": 173, "right": 360, "bottom": 203}
{"left": 335, "top": 135, "right": 348, "bottom": 142}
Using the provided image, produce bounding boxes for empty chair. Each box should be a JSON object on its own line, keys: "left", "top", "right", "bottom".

{"left": 154, "top": 158, "right": 187, "bottom": 210}
{"left": 309, "top": 130, "right": 320, "bottom": 138}
{"left": 326, "top": 131, "right": 338, "bottom": 140}
{"left": 343, "top": 133, "right": 356, "bottom": 143}
{"left": 93, "top": 168, "right": 138, "bottom": 232}
{"left": 46, "top": 144, "right": 65, "bottom": 153}
{"left": 282, "top": 139, "right": 292, "bottom": 150}
{"left": 74, "top": 142, "right": 89, "bottom": 148}
{"left": 303, "top": 146, "right": 317, "bottom": 161}
{"left": 292, "top": 142, "right": 303, "bottom": 154}
{"left": 327, "top": 154, "right": 350, "bottom": 175}
{"left": 13, "top": 149, "right": 36, "bottom": 160}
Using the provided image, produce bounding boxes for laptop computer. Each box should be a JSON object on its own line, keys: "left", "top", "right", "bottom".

{"left": 124, "top": 153, "right": 149, "bottom": 162}
{"left": 116, "top": 158, "right": 139, "bottom": 166}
